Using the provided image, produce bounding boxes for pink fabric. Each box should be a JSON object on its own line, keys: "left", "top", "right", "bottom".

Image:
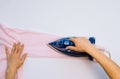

{"left": 0, "top": 24, "right": 87, "bottom": 79}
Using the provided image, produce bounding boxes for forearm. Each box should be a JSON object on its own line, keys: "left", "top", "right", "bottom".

{"left": 6, "top": 68, "right": 17, "bottom": 79}
{"left": 87, "top": 45, "right": 120, "bottom": 79}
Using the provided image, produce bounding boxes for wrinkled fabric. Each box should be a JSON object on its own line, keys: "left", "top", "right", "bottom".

{"left": 0, "top": 24, "right": 87, "bottom": 79}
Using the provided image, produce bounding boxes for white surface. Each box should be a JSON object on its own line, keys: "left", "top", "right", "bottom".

{"left": 0, "top": 0, "right": 120, "bottom": 79}
{"left": 23, "top": 58, "right": 108, "bottom": 79}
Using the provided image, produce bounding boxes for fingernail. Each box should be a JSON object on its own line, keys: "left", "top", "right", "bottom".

{"left": 13, "top": 43, "right": 15, "bottom": 46}
{"left": 5, "top": 46, "right": 7, "bottom": 49}
{"left": 66, "top": 47, "right": 68, "bottom": 49}
{"left": 70, "top": 37, "right": 74, "bottom": 40}
{"left": 22, "top": 44, "right": 24, "bottom": 47}
{"left": 17, "top": 42, "right": 20, "bottom": 44}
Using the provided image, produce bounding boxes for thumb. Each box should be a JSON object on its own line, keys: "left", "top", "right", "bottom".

{"left": 66, "top": 46, "right": 77, "bottom": 51}
{"left": 20, "top": 54, "right": 27, "bottom": 65}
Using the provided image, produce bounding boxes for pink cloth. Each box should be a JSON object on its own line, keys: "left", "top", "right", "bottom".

{"left": 0, "top": 24, "right": 87, "bottom": 79}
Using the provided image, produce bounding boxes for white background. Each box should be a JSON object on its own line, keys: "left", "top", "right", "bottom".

{"left": 0, "top": 0, "right": 120, "bottom": 79}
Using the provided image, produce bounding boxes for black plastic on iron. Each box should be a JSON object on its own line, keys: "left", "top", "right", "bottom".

{"left": 49, "top": 37, "right": 95, "bottom": 61}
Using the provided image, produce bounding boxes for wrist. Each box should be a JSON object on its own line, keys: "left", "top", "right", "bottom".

{"left": 6, "top": 67, "right": 17, "bottom": 75}
{"left": 85, "top": 45, "right": 104, "bottom": 58}
{"left": 85, "top": 45, "right": 96, "bottom": 53}
{"left": 6, "top": 67, "right": 17, "bottom": 79}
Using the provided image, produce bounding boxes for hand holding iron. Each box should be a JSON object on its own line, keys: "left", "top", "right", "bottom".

{"left": 66, "top": 37, "right": 94, "bottom": 53}
{"left": 67, "top": 37, "right": 120, "bottom": 79}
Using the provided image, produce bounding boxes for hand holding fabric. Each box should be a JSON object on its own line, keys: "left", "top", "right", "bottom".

{"left": 5, "top": 42, "right": 27, "bottom": 79}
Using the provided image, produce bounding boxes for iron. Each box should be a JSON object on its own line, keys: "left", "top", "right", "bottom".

{"left": 48, "top": 37, "right": 95, "bottom": 61}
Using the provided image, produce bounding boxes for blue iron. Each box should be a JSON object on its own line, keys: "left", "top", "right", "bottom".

{"left": 48, "top": 37, "right": 95, "bottom": 61}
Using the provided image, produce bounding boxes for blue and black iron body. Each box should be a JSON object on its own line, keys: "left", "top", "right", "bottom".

{"left": 48, "top": 37, "right": 95, "bottom": 61}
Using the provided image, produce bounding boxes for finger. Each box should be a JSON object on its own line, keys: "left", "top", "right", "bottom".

{"left": 11, "top": 43, "right": 16, "bottom": 54}
{"left": 17, "top": 42, "right": 21, "bottom": 53}
{"left": 14, "top": 42, "right": 20, "bottom": 54}
{"left": 18, "top": 44, "right": 24, "bottom": 56}
{"left": 70, "top": 38, "right": 76, "bottom": 43}
{"left": 66, "top": 46, "right": 78, "bottom": 51}
{"left": 5, "top": 46, "right": 9, "bottom": 60}
{"left": 20, "top": 54, "right": 27, "bottom": 65}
